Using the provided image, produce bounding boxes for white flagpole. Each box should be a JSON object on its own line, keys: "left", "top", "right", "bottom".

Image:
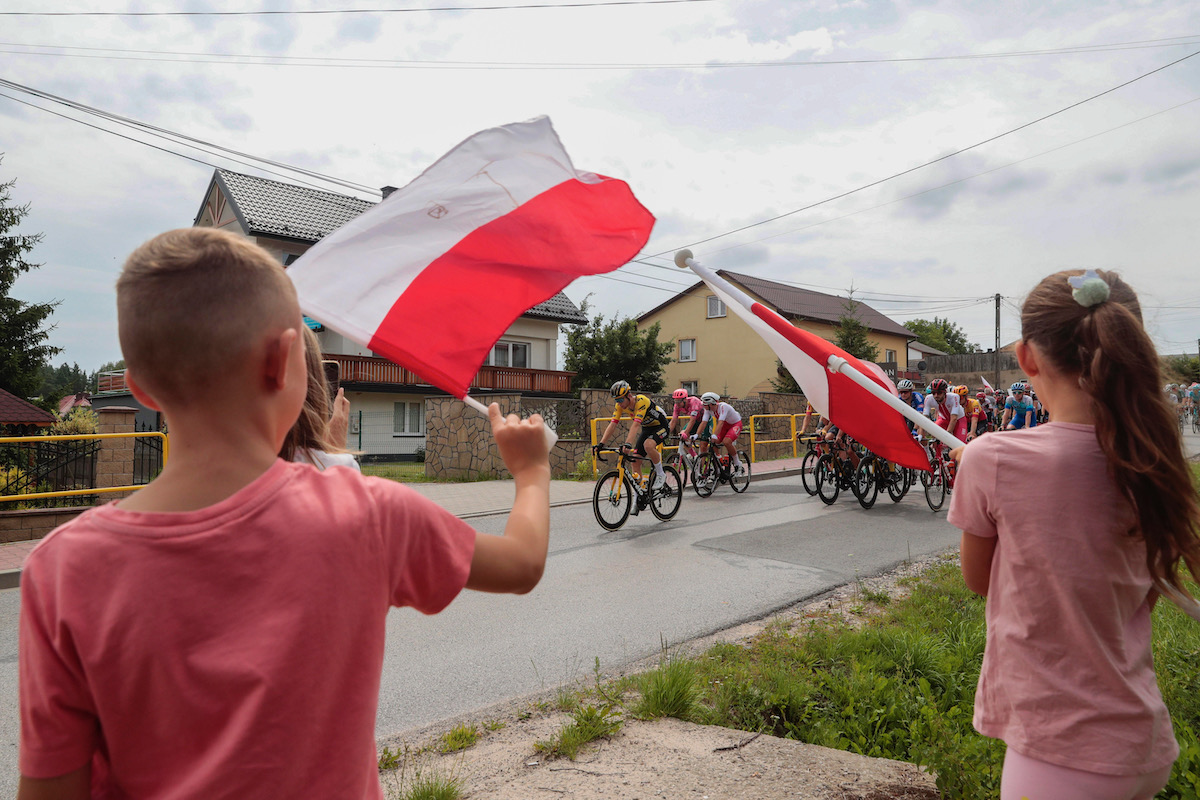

{"left": 674, "top": 249, "right": 965, "bottom": 452}
{"left": 463, "top": 394, "right": 559, "bottom": 451}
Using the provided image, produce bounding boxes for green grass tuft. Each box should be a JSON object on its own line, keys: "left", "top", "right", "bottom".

{"left": 437, "top": 724, "right": 479, "bottom": 754}
{"left": 534, "top": 704, "right": 622, "bottom": 760}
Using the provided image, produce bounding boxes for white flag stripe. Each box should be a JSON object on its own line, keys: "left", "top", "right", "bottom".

{"left": 289, "top": 117, "right": 577, "bottom": 334}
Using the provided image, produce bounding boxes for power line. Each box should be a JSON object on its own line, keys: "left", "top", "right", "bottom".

{"left": 2, "top": 34, "right": 1198, "bottom": 70}
{"left": 651, "top": 47, "right": 1200, "bottom": 257}
{"left": 0, "top": 0, "right": 714, "bottom": 17}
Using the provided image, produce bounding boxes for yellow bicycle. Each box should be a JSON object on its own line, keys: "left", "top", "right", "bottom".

{"left": 592, "top": 447, "right": 683, "bottom": 530}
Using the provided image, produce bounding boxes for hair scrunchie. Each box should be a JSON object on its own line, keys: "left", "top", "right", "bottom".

{"left": 1067, "top": 269, "right": 1110, "bottom": 308}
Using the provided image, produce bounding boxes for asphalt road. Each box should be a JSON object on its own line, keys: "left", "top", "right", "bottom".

{"left": 0, "top": 426, "right": 1195, "bottom": 794}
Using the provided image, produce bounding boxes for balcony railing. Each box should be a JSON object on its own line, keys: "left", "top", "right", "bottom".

{"left": 94, "top": 357, "right": 576, "bottom": 396}
{"left": 314, "top": 354, "right": 578, "bottom": 395}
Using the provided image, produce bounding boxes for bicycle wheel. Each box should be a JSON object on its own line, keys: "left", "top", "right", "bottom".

{"left": 815, "top": 454, "right": 840, "bottom": 505}
{"left": 855, "top": 457, "right": 879, "bottom": 509}
{"left": 730, "top": 451, "right": 751, "bottom": 493}
{"left": 885, "top": 463, "right": 908, "bottom": 503}
{"left": 664, "top": 451, "right": 687, "bottom": 487}
{"left": 593, "top": 470, "right": 632, "bottom": 530}
{"left": 649, "top": 465, "right": 684, "bottom": 520}
{"left": 693, "top": 452, "right": 720, "bottom": 497}
{"left": 800, "top": 450, "right": 819, "bottom": 496}
{"left": 924, "top": 461, "right": 947, "bottom": 512}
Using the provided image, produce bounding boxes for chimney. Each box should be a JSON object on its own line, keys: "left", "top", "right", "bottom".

{"left": 381, "top": 186, "right": 399, "bottom": 200}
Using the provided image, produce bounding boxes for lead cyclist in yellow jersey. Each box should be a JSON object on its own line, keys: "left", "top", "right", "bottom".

{"left": 597, "top": 380, "right": 669, "bottom": 492}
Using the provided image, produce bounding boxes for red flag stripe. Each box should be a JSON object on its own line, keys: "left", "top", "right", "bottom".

{"left": 368, "top": 177, "right": 653, "bottom": 398}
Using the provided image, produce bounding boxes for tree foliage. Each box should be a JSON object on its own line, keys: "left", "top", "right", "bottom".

{"left": 769, "top": 359, "right": 802, "bottom": 394}
{"left": 0, "top": 167, "right": 60, "bottom": 399}
{"left": 1164, "top": 355, "right": 1199, "bottom": 385}
{"left": 904, "top": 317, "right": 979, "bottom": 355}
{"left": 833, "top": 296, "right": 880, "bottom": 363}
{"left": 562, "top": 300, "right": 675, "bottom": 396}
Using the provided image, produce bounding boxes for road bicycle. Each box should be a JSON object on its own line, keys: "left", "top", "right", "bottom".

{"left": 592, "top": 447, "right": 683, "bottom": 531}
{"left": 853, "top": 453, "right": 913, "bottom": 509}
{"left": 797, "top": 435, "right": 830, "bottom": 497}
{"left": 692, "top": 447, "right": 751, "bottom": 497}
{"left": 919, "top": 439, "right": 956, "bottom": 512}
{"left": 813, "top": 449, "right": 867, "bottom": 506}
{"left": 663, "top": 436, "right": 710, "bottom": 497}
{"left": 1192, "top": 407, "right": 1200, "bottom": 435}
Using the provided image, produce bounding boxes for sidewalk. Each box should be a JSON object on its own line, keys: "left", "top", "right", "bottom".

{"left": 0, "top": 455, "right": 805, "bottom": 589}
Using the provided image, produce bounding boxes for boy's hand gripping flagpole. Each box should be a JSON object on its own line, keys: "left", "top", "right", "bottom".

{"left": 674, "top": 249, "right": 964, "bottom": 468}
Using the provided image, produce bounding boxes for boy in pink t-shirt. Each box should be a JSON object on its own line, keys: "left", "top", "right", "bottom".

{"left": 18, "top": 229, "right": 552, "bottom": 799}
{"left": 949, "top": 268, "right": 1200, "bottom": 800}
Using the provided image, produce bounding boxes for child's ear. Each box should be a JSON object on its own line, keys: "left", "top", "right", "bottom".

{"left": 264, "top": 327, "right": 300, "bottom": 392}
{"left": 1014, "top": 340, "right": 1040, "bottom": 378}
{"left": 124, "top": 368, "right": 162, "bottom": 411}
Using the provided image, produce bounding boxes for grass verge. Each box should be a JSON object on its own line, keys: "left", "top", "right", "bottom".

{"left": 611, "top": 556, "right": 1200, "bottom": 800}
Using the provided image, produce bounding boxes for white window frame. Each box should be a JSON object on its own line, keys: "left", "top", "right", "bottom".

{"left": 679, "top": 338, "right": 696, "bottom": 362}
{"left": 393, "top": 401, "right": 424, "bottom": 436}
{"left": 706, "top": 296, "right": 726, "bottom": 319}
{"left": 487, "top": 339, "right": 530, "bottom": 369}
{"left": 885, "top": 349, "right": 897, "bottom": 363}
{"left": 681, "top": 381, "right": 698, "bottom": 396}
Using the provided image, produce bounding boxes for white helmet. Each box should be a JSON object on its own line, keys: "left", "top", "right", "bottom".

{"left": 700, "top": 392, "right": 720, "bottom": 404}
{"left": 896, "top": 379, "right": 915, "bottom": 391}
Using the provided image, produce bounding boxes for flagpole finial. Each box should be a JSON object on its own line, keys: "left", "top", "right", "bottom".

{"left": 674, "top": 249, "right": 694, "bottom": 269}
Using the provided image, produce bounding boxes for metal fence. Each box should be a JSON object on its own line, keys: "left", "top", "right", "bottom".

{"left": 351, "top": 410, "right": 427, "bottom": 463}
{"left": 519, "top": 396, "right": 586, "bottom": 439}
{"left": 0, "top": 437, "right": 100, "bottom": 508}
{"left": 133, "top": 421, "right": 165, "bottom": 485}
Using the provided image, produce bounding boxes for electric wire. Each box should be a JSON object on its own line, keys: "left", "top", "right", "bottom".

{"left": 0, "top": 0, "right": 714, "bottom": 17}
{"left": 650, "top": 47, "right": 1200, "bottom": 257}
{"left": 2, "top": 34, "right": 1199, "bottom": 70}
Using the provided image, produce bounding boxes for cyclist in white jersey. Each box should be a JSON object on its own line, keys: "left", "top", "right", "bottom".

{"left": 922, "top": 378, "right": 964, "bottom": 439}
{"left": 699, "top": 392, "right": 746, "bottom": 473}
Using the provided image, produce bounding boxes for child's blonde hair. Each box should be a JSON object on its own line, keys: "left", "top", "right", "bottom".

{"left": 116, "top": 228, "right": 298, "bottom": 404}
{"left": 278, "top": 326, "right": 347, "bottom": 462}
{"left": 1022, "top": 268, "right": 1200, "bottom": 593}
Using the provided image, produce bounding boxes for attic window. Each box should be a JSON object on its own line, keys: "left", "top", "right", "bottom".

{"left": 706, "top": 296, "right": 726, "bottom": 319}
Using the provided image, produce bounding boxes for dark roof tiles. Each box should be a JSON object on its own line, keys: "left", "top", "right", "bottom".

{"left": 720, "top": 271, "right": 914, "bottom": 338}
{"left": 0, "top": 388, "right": 56, "bottom": 425}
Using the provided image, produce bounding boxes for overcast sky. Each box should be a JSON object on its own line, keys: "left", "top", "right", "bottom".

{"left": 2, "top": 0, "right": 1199, "bottom": 376}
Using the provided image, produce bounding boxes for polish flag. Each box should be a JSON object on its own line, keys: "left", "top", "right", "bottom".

{"left": 288, "top": 117, "right": 654, "bottom": 399}
{"left": 676, "top": 251, "right": 954, "bottom": 470}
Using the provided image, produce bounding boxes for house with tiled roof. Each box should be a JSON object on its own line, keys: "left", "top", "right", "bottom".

{"left": 97, "top": 169, "right": 588, "bottom": 460}
{"left": 636, "top": 271, "right": 916, "bottom": 398}
{"left": 0, "top": 387, "right": 55, "bottom": 435}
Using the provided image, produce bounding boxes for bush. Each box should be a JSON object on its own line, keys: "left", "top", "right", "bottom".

{"left": 50, "top": 407, "right": 98, "bottom": 435}
{"left": 413, "top": 445, "right": 426, "bottom": 463}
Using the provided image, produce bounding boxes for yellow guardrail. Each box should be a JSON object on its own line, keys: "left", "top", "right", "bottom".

{"left": 0, "top": 432, "right": 169, "bottom": 502}
{"left": 748, "top": 406, "right": 818, "bottom": 463}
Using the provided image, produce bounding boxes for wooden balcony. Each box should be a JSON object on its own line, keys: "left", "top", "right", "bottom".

{"left": 323, "top": 354, "right": 576, "bottom": 395}
{"left": 94, "top": 358, "right": 577, "bottom": 397}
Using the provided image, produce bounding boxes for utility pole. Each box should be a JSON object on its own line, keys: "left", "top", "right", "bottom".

{"left": 994, "top": 294, "right": 1002, "bottom": 391}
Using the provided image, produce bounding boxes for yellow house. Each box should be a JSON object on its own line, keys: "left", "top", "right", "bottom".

{"left": 637, "top": 271, "right": 915, "bottom": 398}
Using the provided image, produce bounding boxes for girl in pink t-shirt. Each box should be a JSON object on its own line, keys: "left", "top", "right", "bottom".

{"left": 948, "top": 269, "right": 1200, "bottom": 800}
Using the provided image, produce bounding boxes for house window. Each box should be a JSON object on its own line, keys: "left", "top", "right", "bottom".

{"left": 706, "top": 296, "right": 726, "bottom": 318}
{"left": 679, "top": 338, "right": 696, "bottom": 362}
{"left": 885, "top": 349, "right": 897, "bottom": 363}
{"left": 681, "top": 381, "right": 698, "bottom": 396}
{"left": 488, "top": 340, "right": 529, "bottom": 368}
{"left": 393, "top": 401, "right": 424, "bottom": 435}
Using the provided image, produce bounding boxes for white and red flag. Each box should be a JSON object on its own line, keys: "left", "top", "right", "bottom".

{"left": 675, "top": 250, "right": 960, "bottom": 470}
{"left": 289, "top": 116, "right": 654, "bottom": 400}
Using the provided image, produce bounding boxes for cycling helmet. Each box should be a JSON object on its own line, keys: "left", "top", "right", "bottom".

{"left": 1010, "top": 382, "right": 1025, "bottom": 394}
{"left": 929, "top": 378, "right": 949, "bottom": 393}
{"left": 610, "top": 380, "right": 631, "bottom": 399}
{"left": 700, "top": 391, "right": 720, "bottom": 404}
{"left": 976, "top": 391, "right": 986, "bottom": 399}
{"left": 671, "top": 388, "right": 688, "bottom": 400}
{"left": 896, "top": 379, "right": 915, "bottom": 391}
{"left": 953, "top": 385, "right": 968, "bottom": 397}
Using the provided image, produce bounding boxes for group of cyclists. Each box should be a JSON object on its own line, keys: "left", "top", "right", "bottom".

{"left": 891, "top": 376, "right": 1049, "bottom": 442}
{"left": 1165, "top": 382, "right": 1200, "bottom": 432}
{"left": 594, "top": 381, "right": 747, "bottom": 498}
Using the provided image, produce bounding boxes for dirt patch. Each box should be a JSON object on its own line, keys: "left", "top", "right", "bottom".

{"left": 380, "top": 552, "right": 955, "bottom": 800}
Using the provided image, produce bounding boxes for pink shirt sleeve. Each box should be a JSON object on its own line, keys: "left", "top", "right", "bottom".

{"left": 947, "top": 439, "right": 999, "bottom": 538}
{"left": 19, "top": 556, "right": 98, "bottom": 778}
{"left": 367, "top": 478, "right": 476, "bottom": 614}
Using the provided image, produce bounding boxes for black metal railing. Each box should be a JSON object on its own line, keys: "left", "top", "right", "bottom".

{"left": 0, "top": 438, "right": 100, "bottom": 508}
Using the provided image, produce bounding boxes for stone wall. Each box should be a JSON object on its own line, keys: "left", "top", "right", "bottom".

{"left": 424, "top": 395, "right": 592, "bottom": 480}
{"left": 0, "top": 406, "right": 139, "bottom": 543}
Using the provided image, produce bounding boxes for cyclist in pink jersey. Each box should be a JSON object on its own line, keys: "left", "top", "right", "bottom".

{"left": 668, "top": 388, "right": 705, "bottom": 455}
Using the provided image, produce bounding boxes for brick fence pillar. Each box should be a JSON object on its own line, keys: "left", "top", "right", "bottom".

{"left": 96, "top": 406, "right": 137, "bottom": 501}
